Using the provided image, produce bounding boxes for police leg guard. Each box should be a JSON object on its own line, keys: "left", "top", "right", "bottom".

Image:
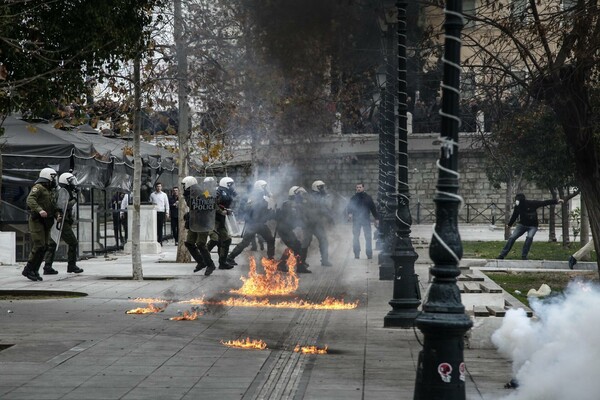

{"left": 218, "top": 239, "right": 234, "bottom": 269}
{"left": 207, "top": 239, "right": 219, "bottom": 253}
{"left": 185, "top": 242, "right": 206, "bottom": 272}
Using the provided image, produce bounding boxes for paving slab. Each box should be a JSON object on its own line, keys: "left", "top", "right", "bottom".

{"left": 0, "top": 224, "right": 517, "bottom": 399}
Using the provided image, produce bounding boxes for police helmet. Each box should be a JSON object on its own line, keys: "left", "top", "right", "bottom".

{"left": 254, "top": 180, "right": 268, "bottom": 190}
{"left": 311, "top": 180, "right": 325, "bottom": 192}
{"left": 58, "top": 172, "right": 78, "bottom": 187}
{"left": 181, "top": 176, "right": 198, "bottom": 190}
{"left": 219, "top": 177, "right": 234, "bottom": 188}
{"left": 38, "top": 167, "right": 57, "bottom": 183}
{"left": 288, "top": 186, "right": 300, "bottom": 197}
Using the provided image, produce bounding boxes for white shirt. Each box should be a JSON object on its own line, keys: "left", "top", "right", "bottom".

{"left": 150, "top": 191, "right": 169, "bottom": 216}
{"left": 119, "top": 194, "right": 129, "bottom": 218}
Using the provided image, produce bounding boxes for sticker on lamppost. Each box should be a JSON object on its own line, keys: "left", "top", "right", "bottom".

{"left": 438, "top": 362, "right": 452, "bottom": 383}
{"left": 459, "top": 362, "right": 466, "bottom": 382}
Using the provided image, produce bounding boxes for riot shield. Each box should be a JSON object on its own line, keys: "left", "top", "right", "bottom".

{"left": 188, "top": 182, "right": 216, "bottom": 232}
{"left": 50, "top": 187, "right": 70, "bottom": 244}
{"left": 225, "top": 212, "right": 241, "bottom": 237}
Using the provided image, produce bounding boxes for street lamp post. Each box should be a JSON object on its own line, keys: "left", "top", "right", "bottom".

{"left": 413, "top": 0, "right": 472, "bottom": 398}
{"left": 383, "top": 0, "right": 421, "bottom": 328}
{"left": 377, "top": 4, "right": 398, "bottom": 281}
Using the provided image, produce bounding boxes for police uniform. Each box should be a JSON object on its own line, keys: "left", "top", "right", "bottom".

{"left": 24, "top": 182, "right": 58, "bottom": 280}
{"left": 183, "top": 186, "right": 216, "bottom": 276}
{"left": 43, "top": 187, "right": 83, "bottom": 274}
{"left": 207, "top": 185, "right": 235, "bottom": 269}
{"left": 304, "top": 190, "right": 333, "bottom": 266}
{"left": 276, "top": 193, "right": 310, "bottom": 273}
{"left": 227, "top": 188, "right": 276, "bottom": 262}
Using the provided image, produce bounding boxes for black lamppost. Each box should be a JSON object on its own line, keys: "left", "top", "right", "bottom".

{"left": 383, "top": 0, "right": 421, "bottom": 328}
{"left": 377, "top": 3, "right": 398, "bottom": 281}
{"left": 413, "top": 0, "right": 472, "bottom": 397}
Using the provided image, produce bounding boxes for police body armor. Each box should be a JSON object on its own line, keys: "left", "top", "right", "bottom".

{"left": 188, "top": 182, "right": 216, "bottom": 232}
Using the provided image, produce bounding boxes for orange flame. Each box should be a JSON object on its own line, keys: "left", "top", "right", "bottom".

{"left": 131, "top": 297, "right": 169, "bottom": 303}
{"left": 230, "top": 255, "right": 298, "bottom": 296}
{"left": 294, "top": 345, "right": 328, "bottom": 354}
{"left": 221, "top": 337, "right": 268, "bottom": 350}
{"left": 126, "top": 303, "right": 166, "bottom": 314}
{"left": 169, "top": 310, "right": 200, "bottom": 320}
{"left": 184, "top": 296, "right": 358, "bottom": 310}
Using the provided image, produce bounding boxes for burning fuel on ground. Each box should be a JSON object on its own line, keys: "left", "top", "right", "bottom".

{"left": 221, "top": 337, "right": 268, "bottom": 350}
{"left": 293, "top": 345, "right": 328, "bottom": 354}
{"left": 230, "top": 255, "right": 298, "bottom": 296}
{"left": 125, "top": 303, "right": 167, "bottom": 314}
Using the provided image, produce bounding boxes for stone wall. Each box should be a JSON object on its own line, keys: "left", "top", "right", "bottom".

{"left": 206, "top": 133, "right": 551, "bottom": 225}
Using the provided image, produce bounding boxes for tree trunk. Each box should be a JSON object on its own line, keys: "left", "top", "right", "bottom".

{"left": 548, "top": 203, "right": 557, "bottom": 242}
{"left": 504, "top": 177, "right": 514, "bottom": 240}
{"left": 132, "top": 55, "right": 144, "bottom": 280}
{"left": 174, "top": 0, "right": 191, "bottom": 263}
{"left": 581, "top": 192, "right": 590, "bottom": 245}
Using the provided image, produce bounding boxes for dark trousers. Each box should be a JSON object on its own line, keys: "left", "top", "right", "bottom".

{"left": 45, "top": 223, "right": 78, "bottom": 266}
{"left": 171, "top": 217, "right": 179, "bottom": 243}
{"left": 352, "top": 219, "right": 373, "bottom": 257}
{"left": 157, "top": 211, "right": 165, "bottom": 244}
{"left": 112, "top": 211, "right": 124, "bottom": 246}
{"left": 28, "top": 218, "right": 52, "bottom": 271}
{"left": 304, "top": 223, "right": 329, "bottom": 263}
{"left": 229, "top": 223, "right": 275, "bottom": 259}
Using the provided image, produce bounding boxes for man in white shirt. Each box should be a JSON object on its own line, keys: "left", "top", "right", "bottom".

{"left": 149, "top": 182, "right": 169, "bottom": 246}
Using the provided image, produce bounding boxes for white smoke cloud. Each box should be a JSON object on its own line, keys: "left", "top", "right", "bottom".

{"left": 491, "top": 280, "right": 600, "bottom": 400}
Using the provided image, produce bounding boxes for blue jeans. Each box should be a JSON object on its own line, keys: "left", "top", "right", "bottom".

{"left": 499, "top": 224, "right": 538, "bottom": 258}
{"left": 352, "top": 219, "right": 372, "bottom": 258}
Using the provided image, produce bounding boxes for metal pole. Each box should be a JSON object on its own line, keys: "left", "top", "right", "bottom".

{"left": 413, "top": 0, "right": 472, "bottom": 397}
{"left": 378, "top": 4, "right": 398, "bottom": 281}
{"left": 383, "top": 0, "right": 421, "bottom": 328}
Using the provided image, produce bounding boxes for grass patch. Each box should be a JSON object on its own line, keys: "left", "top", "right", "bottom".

{"left": 462, "top": 240, "right": 597, "bottom": 262}
{"left": 484, "top": 271, "right": 598, "bottom": 306}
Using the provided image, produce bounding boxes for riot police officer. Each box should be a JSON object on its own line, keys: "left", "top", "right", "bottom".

{"left": 182, "top": 176, "right": 216, "bottom": 276}
{"left": 43, "top": 172, "right": 84, "bottom": 274}
{"left": 227, "top": 180, "right": 276, "bottom": 264}
{"left": 304, "top": 180, "right": 333, "bottom": 267}
{"left": 22, "top": 168, "right": 59, "bottom": 281}
{"left": 276, "top": 186, "right": 311, "bottom": 273}
{"left": 207, "top": 177, "right": 236, "bottom": 270}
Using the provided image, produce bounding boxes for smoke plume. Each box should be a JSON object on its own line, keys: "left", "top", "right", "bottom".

{"left": 491, "top": 280, "right": 600, "bottom": 400}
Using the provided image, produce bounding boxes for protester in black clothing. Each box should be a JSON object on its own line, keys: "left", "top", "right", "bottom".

{"left": 227, "top": 180, "right": 276, "bottom": 263}
{"left": 346, "top": 183, "right": 379, "bottom": 259}
{"left": 169, "top": 187, "right": 180, "bottom": 245}
{"left": 276, "top": 186, "right": 311, "bottom": 273}
{"left": 303, "top": 180, "right": 333, "bottom": 267}
{"left": 111, "top": 192, "right": 125, "bottom": 247}
{"left": 497, "top": 193, "right": 563, "bottom": 260}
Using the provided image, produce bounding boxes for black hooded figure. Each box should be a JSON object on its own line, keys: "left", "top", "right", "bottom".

{"left": 498, "top": 193, "right": 562, "bottom": 260}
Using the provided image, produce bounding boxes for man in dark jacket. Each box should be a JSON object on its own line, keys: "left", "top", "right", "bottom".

{"left": 497, "top": 193, "right": 563, "bottom": 260}
{"left": 346, "top": 183, "right": 379, "bottom": 259}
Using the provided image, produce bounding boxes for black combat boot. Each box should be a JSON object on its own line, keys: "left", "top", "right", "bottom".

{"left": 22, "top": 263, "right": 38, "bottom": 281}
{"left": 43, "top": 264, "right": 59, "bottom": 275}
{"left": 67, "top": 264, "right": 84, "bottom": 273}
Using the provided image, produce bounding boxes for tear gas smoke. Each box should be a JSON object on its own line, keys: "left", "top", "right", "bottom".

{"left": 492, "top": 280, "right": 600, "bottom": 400}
